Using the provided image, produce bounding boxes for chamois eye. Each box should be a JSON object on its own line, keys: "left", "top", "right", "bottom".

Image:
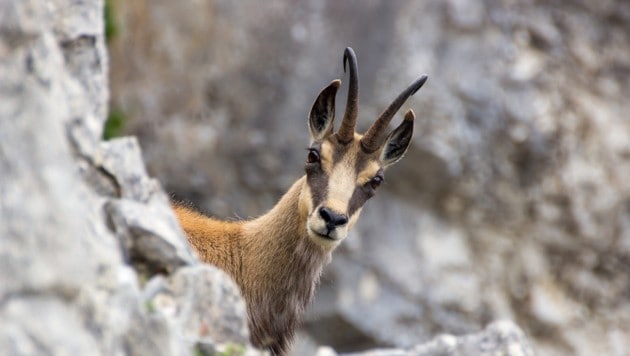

{"left": 307, "top": 149, "right": 320, "bottom": 164}
{"left": 369, "top": 176, "right": 383, "bottom": 190}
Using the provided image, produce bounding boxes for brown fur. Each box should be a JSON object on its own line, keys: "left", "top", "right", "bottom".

{"left": 173, "top": 178, "right": 330, "bottom": 354}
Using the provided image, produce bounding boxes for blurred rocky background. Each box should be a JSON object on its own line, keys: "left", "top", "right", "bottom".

{"left": 2, "top": 0, "right": 628, "bottom": 355}
{"left": 108, "top": 0, "right": 630, "bottom": 355}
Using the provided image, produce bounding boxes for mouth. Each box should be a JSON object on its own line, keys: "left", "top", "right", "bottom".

{"left": 309, "top": 228, "right": 339, "bottom": 242}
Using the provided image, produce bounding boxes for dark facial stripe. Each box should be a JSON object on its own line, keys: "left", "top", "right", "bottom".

{"left": 348, "top": 165, "right": 384, "bottom": 216}
{"left": 305, "top": 165, "right": 328, "bottom": 209}
{"left": 305, "top": 142, "right": 328, "bottom": 208}
{"left": 347, "top": 185, "right": 373, "bottom": 216}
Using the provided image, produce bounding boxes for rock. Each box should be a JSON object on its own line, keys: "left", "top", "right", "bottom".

{"left": 97, "top": 137, "right": 164, "bottom": 201}
{"left": 0, "top": 297, "right": 101, "bottom": 355}
{"left": 0, "top": 0, "right": 254, "bottom": 355}
{"left": 0, "top": 0, "right": 132, "bottom": 353}
{"left": 106, "top": 197, "right": 196, "bottom": 273}
{"left": 142, "top": 265, "right": 250, "bottom": 346}
{"left": 97, "top": 137, "right": 197, "bottom": 275}
{"left": 315, "top": 320, "right": 534, "bottom": 356}
{"left": 410, "top": 320, "right": 534, "bottom": 356}
{"left": 446, "top": 0, "right": 485, "bottom": 30}
{"left": 0, "top": 0, "right": 99, "bottom": 301}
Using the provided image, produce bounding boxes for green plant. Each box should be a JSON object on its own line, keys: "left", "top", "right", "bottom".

{"left": 218, "top": 343, "right": 245, "bottom": 356}
{"left": 144, "top": 299, "right": 156, "bottom": 313}
{"left": 193, "top": 346, "right": 204, "bottom": 356}
{"left": 104, "top": 0, "right": 118, "bottom": 42}
{"left": 103, "top": 108, "right": 126, "bottom": 140}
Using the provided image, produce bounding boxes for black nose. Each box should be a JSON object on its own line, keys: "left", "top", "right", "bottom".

{"left": 319, "top": 207, "right": 348, "bottom": 228}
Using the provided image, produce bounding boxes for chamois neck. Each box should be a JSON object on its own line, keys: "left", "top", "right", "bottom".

{"left": 240, "top": 176, "right": 331, "bottom": 354}
{"left": 244, "top": 177, "right": 308, "bottom": 244}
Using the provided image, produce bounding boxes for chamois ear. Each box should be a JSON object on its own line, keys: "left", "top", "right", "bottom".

{"left": 309, "top": 80, "right": 340, "bottom": 142}
{"left": 380, "top": 109, "right": 415, "bottom": 167}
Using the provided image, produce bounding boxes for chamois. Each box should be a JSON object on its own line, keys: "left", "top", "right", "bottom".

{"left": 173, "top": 48, "right": 427, "bottom": 355}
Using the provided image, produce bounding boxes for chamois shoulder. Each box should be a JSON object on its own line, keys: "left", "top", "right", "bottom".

{"left": 172, "top": 203, "right": 243, "bottom": 276}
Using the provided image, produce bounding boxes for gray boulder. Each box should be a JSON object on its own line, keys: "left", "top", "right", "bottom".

{"left": 0, "top": 0, "right": 252, "bottom": 355}
{"left": 315, "top": 320, "right": 534, "bottom": 356}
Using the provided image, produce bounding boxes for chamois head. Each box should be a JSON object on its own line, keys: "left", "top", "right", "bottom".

{"left": 298, "top": 48, "right": 428, "bottom": 249}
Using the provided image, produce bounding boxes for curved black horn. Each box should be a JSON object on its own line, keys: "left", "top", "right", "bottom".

{"left": 336, "top": 47, "right": 359, "bottom": 144}
{"left": 361, "top": 74, "right": 428, "bottom": 153}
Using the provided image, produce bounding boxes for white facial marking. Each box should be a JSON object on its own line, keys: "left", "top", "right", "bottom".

{"left": 326, "top": 157, "right": 356, "bottom": 213}
{"left": 306, "top": 141, "right": 363, "bottom": 246}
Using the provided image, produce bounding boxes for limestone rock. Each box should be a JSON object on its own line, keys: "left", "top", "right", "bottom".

{"left": 142, "top": 265, "right": 250, "bottom": 347}
{"left": 106, "top": 197, "right": 196, "bottom": 273}
{"left": 0, "top": 0, "right": 253, "bottom": 354}
{"left": 315, "top": 320, "right": 534, "bottom": 356}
